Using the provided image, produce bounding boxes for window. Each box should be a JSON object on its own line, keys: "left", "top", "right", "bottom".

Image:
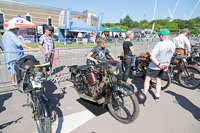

{"left": 0, "top": 13, "right": 4, "bottom": 30}
{"left": 26, "top": 15, "right": 31, "bottom": 22}
{"left": 48, "top": 18, "right": 52, "bottom": 26}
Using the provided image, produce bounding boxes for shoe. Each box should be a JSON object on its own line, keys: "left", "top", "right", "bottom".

{"left": 154, "top": 97, "right": 160, "bottom": 102}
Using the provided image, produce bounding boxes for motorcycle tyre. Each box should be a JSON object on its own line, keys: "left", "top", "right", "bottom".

{"left": 107, "top": 93, "right": 139, "bottom": 124}
{"left": 178, "top": 65, "right": 200, "bottom": 89}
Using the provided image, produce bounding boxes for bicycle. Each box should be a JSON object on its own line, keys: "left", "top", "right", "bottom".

{"left": 15, "top": 62, "right": 52, "bottom": 133}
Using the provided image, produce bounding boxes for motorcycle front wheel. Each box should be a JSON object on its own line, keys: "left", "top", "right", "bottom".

{"left": 107, "top": 92, "right": 139, "bottom": 124}
{"left": 35, "top": 98, "right": 52, "bottom": 133}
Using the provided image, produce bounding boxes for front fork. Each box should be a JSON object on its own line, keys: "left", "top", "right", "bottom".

{"left": 37, "top": 93, "right": 51, "bottom": 118}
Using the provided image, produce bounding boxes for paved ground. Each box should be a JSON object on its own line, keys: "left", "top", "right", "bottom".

{"left": 0, "top": 71, "right": 199, "bottom": 133}
{"left": 0, "top": 40, "right": 199, "bottom": 133}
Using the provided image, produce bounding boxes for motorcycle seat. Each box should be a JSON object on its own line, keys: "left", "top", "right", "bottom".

{"left": 78, "top": 65, "right": 92, "bottom": 71}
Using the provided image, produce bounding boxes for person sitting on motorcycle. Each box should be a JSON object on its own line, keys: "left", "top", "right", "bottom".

{"left": 173, "top": 28, "right": 191, "bottom": 56}
{"left": 87, "top": 37, "right": 116, "bottom": 64}
{"left": 87, "top": 37, "right": 124, "bottom": 82}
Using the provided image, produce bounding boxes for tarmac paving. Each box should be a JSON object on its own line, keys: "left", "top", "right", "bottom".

{"left": 0, "top": 72, "right": 199, "bottom": 133}
{"left": 0, "top": 40, "right": 199, "bottom": 133}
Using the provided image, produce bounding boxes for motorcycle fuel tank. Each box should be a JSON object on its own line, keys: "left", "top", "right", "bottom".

{"left": 87, "top": 72, "right": 98, "bottom": 85}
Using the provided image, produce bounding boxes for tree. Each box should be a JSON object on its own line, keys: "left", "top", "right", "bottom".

{"left": 103, "top": 17, "right": 200, "bottom": 34}
{"left": 120, "top": 15, "right": 134, "bottom": 28}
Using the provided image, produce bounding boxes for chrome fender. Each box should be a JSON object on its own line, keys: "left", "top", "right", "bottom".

{"left": 111, "top": 83, "right": 134, "bottom": 96}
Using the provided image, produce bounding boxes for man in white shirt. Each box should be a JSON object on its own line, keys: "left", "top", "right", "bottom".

{"left": 143, "top": 29, "right": 175, "bottom": 102}
{"left": 77, "top": 32, "right": 83, "bottom": 43}
{"left": 173, "top": 28, "right": 191, "bottom": 56}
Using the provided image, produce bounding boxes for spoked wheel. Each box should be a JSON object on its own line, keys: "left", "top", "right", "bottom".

{"left": 35, "top": 99, "right": 52, "bottom": 133}
{"left": 150, "top": 72, "right": 171, "bottom": 90}
{"left": 178, "top": 65, "right": 200, "bottom": 89}
{"left": 107, "top": 92, "right": 139, "bottom": 124}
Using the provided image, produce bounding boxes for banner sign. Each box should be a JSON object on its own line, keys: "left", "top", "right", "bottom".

{"left": 96, "top": 13, "right": 103, "bottom": 31}
{"left": 59, "top": 10, "right": 65, "bottom": 27}
{"left": 37, "top": 26, "right": 43, "bottom": 34}
{"left": 82, "top": 17, "right": 86, "bottom": 22}
{"left": 65, "top": 8, "right": 71, "bottom": 29}
{"left": 87, "top": 13, "right": 92, "bottom": 26}
{"left": 151, "top": 23, "right": 155, "bottom": 33}
{"left": 19, "top": 35, "right": 35, "bottom": 43}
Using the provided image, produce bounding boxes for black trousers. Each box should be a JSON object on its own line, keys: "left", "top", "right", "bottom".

{"left": 122, "top": 55, "right": 133, "bottom": 82}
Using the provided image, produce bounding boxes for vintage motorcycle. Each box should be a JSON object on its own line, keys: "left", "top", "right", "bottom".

{"left": 68, "top": 59, "right": 141, "bottom": 124}
{"left": 187, "top": 46, "right": 200, "bottom": 67}
{"left": 168, "top": 53, "right": 200, "bottom": 89}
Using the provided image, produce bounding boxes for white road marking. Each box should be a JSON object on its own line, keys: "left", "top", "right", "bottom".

{"left": 51, "top": 110, "right": 96, "bottom": 133}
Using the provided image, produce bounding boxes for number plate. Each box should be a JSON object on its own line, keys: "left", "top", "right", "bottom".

{"left": 31, "top": 81, "right": 42, "bottom": 88}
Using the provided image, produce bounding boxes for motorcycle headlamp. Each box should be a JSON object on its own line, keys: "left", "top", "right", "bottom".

{"left": 109, "top": 65, "right": 120, "bottom": 75}
{"left": 113, "top": 67, "right": 120, "bottom": 75}
{"left": 33, "top": 68, "right": 44, "bottom": 82}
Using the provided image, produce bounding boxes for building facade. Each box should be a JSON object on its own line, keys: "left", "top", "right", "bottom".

{"left": 0, "top": 0, "right": 97, "bottom": 33}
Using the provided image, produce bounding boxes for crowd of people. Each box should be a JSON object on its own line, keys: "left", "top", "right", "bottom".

{"left": 86, "top": 28, "right": 192, "bottom": 102}
{"left": 1, "top": 22, "right": 193, "bottom": 103}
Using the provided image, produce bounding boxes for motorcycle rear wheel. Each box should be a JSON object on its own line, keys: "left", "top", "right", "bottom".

{"left": 150, "top": 72, "right": 171, "bottom": 91}
{"left": 178, "top": 65, "right": 200, "bottom": 89}
{"left": 107, "top": 92, "right": 139, "bottom": 124}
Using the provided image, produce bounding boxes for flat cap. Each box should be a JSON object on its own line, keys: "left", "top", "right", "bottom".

{"left": 180, "top": 28, "right": 189, "bottom": 33}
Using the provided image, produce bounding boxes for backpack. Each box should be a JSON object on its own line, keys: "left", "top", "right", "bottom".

{"left": 14, "top": 55, "right": 40, "bottom": 93}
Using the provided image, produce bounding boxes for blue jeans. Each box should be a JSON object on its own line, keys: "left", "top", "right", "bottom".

{"left": 7, "top": 60, "right": 17, "bottom": 74}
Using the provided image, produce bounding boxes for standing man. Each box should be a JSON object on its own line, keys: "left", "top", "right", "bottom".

{"left": 38, "top": 25, "right": 55, "bottom": 66}
{"left": 173, "top": 28, "right": 191, "bottom": 56}
{"left": 2, "top": 23, "right": 37, "bottom": 85}
{"left": 143, "top": 29, "right": 175, "bottom": 102}
{"left": 77, "top": 32, "right": 83, "bottom": 43}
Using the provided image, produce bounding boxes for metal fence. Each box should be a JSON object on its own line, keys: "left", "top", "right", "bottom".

{"left": 0, "top": 38, "right": 166, "bottom": 89}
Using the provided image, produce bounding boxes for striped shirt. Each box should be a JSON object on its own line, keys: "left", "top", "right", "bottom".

{"left": 39, "top": 34, "right": 54, "bottom": 53}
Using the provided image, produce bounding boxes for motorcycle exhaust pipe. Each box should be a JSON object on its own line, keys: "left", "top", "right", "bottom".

{"left": 79, "top": 93, "right": 96, "bottom": 102}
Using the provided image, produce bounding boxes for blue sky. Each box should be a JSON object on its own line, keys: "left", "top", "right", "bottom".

{"left": 25, "top": 0, "right": 200, "bottom": 23}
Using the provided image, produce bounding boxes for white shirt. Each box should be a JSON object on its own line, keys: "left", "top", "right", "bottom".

{"left": 173, "top": 34, "right": 191, "bottom": 51}
{"left": 149, "top": 40, "right": 175, "bottom": 70}
{"left": 77, "top": 32, "right": 83, "bottom": 38}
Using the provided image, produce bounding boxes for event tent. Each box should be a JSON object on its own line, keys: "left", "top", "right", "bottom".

{"left": 59, "top": 19, "right": 95, "bottom": 31}
{"left": 3, "top": 15, "right": 36, "bottom": 28}
{"left": 109, "top": 27, "right": 125, "bottom": 32}
{"left": 132, "top": 28, "right": 143, "bottom": 33}
{"left": 101, "top": 26, "right": 111, "bottom": 32}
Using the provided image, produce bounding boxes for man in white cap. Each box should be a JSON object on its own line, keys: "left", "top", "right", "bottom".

{"left": 2, "top": 23, "right": 37, "bottom": 85}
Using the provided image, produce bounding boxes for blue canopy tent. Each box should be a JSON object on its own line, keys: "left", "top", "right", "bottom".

{"left": 70, "top": 19, "right": 95, "bottom": 31}
{"left": 59, "top": 19, "right": 95, "bottom": 42}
